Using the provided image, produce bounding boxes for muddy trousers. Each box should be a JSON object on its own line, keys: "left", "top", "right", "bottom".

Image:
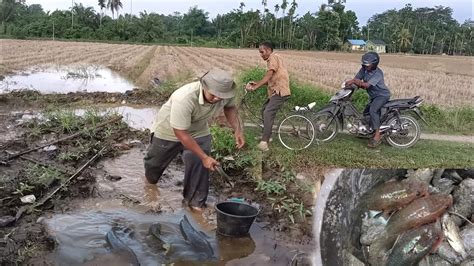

{"left": 363, "top": 96, "right": 390, "bottom": 130}
{"left": 261, "top": 95, "right": 290, "bottom": 142}
{"left": 143, "top": 135, "right": 211, "bottom": 208}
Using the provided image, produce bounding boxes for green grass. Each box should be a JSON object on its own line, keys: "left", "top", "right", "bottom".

{"left": 266, "top": 132, "right": 473, "bottom": 168}
{"left": 238, "top": 67, "right": 474, "bottom": 135}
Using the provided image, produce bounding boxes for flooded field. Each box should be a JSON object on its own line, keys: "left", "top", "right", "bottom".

{"left": 0, "top": 65, "right": 135, "bottom": 94}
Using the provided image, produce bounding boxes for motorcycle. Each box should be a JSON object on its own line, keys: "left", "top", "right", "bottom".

{"left": 312, "top": 82, "right": 426, "bottom": 148}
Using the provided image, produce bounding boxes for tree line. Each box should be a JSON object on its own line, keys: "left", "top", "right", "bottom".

{"left": 0, "top": 0, "right": 472, "bottom": 55}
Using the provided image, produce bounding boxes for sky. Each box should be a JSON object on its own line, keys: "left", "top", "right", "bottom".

{"left": 27, "top": 0, "right": 473, "bottom": 25}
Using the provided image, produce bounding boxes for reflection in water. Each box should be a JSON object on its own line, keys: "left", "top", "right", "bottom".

{"left": 0, "top": 65, "right": 135, "bottom": 94}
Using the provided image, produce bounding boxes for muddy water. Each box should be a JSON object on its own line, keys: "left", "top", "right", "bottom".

{"left": 41, "top": 148, "right": 308, "bottom": 265}
{"left": 0, "top": 65, "right": 135, "bottom": 94}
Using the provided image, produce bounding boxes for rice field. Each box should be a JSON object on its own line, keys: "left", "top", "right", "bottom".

{"left": 1, "top": 39, "right": 472, "bottom": 107}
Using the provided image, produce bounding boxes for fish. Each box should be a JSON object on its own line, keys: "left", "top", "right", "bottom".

{"left": 179, "top": 215, "right": 214, "bottom": 258}
{"left": 368, "top": 194, "right": 452, "bottom": 266}
{"left": 387, "top": 223, "right": 443, "bottom": 266}
{"left": 386, "top": 194, "right": 453, "bottom": 236}
{"left": 441, "top": 213, "right": 467, "bottom": 259}
{"left": 360, "top": 179, "right": 429, "bottom": 214}
{"left": 105, "top": 227, "right": 140, "bottom": 266}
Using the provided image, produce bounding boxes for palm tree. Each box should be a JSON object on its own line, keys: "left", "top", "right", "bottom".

{"left": 397, "top": 28, "right": 412, "bottom": 52}
{"left": 274, "top": 4, "right": 279, "bottom": 37}
{"left": 107, "top": 0, "right": 123, "bottom": 19}
{"left": 98, "top": 0, "right": 106, "bottom": 26}
{"left": 287, "top": 0, "right": 298, "bottom": 47}
{"left": 280, "top": 0, "right": 288, "bottom": 39}
{"left": 261, "top": 0, "right": 267, "bottom": 30}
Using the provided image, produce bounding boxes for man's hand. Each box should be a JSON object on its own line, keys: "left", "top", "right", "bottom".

{"left": 345, "top": 79, "right": 355, "bottom": 87}
{"left": 234, "top": 131, "right": 245, "bottom": 149}
{"left": 202, "top": 155, "right": 219, "bottom": 171}
{"left": 245, "top": 81, "right": 257, "bottom": 91}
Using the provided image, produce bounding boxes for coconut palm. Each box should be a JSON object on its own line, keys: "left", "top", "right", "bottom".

{"left": 98, "top": 0, "right": 106, "bottom": 26}
{"left": 274, "top": 4, "right": 279, "bottom": 37}
{"left": 398, "top": 28, "right": 412, "bottom": 52}
{"left": 107, "top": 0, "right": 123, "bottom": 19}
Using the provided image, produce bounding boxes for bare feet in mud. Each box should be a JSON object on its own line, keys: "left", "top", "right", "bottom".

{"left": 142, "top": 177, "right": 161, "bottom": 211}
{"left": 189, "top": 206, "right": 206, "bottom": 212}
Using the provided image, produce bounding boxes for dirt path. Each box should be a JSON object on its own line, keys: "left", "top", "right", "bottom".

{"left": 421, "top": 133, "right": 474, "bottom": 144}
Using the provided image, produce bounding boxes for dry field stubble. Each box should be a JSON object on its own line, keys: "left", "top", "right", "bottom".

{"left": 0, "top": 39, "right": 151, "bottom": 74}
{"left": 147, "top": 46, "right": 472, "bottom": 107}
{"left": 1, "top": 40, "right": 472, "bottom": 107}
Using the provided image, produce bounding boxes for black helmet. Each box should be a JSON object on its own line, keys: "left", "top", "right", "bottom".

{"left": 361, "top": 52, "right": 380, "bottom": 67}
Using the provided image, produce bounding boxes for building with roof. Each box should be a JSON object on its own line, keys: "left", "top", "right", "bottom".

{"left": 347, "top": 39, "right": 366, "bottom": 51}
{"left": 366, "top": 40, "right": 387, "bottom": 53}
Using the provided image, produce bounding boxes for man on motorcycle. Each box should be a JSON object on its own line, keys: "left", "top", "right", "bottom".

{"left": 346, "top": 52, "right": 391, "bottom": 148}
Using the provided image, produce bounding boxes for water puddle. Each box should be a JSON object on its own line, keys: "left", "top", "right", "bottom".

{"left": 38, "top": 148, "right": 311, "bottom": 265}
{"left": 0, "top": 65, "right": 135, "bottom": 94}
{"left": 75, "top": 105, "right": 159, "bottom": 130}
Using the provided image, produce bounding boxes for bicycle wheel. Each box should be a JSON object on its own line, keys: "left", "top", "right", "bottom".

{"left": 278, "top": 113, "right": 315, "bottom": 150}
{"left": 312, "top": 111, "right": 339, "bottom": 142}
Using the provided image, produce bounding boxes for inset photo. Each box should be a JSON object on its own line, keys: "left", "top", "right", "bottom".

{"left": 314, "top": 169, "right": 473, "bottom": 266}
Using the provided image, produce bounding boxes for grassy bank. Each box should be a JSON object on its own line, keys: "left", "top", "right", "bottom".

{"left": 238, "top": 67, "right": 474, "bottom": 135}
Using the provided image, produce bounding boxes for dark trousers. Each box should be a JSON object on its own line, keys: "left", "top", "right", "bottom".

{"left": 261, "top": 94, "right": 289, "bottom": 141}
{"left": 143, "top": 135, "right": 211, "bottom": 208}
{"left": 363, "top": 96, "right": 390, "bottom": 130}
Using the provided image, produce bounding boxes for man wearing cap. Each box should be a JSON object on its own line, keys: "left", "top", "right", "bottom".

{"left": 144, "top": 68, "right": 245, "bottom": 211}
{"left": 245, "top": 41, "right": 291, "bottom": 151}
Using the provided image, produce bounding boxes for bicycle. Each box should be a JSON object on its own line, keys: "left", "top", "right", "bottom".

{"left": 237, "top": 87, "right": 317, "bottom": 151}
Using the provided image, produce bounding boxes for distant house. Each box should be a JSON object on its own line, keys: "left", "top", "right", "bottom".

{"left": 347, "top": 39, "right": 366, "bottom": 51}
{"left": 366, "top": 40, "right": 387, "bottom": 53}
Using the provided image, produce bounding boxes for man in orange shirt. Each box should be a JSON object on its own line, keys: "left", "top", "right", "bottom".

{"left": 246, "top": 41, "right": 291, "bottom": 151}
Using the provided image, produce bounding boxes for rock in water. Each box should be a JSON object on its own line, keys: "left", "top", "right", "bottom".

{"left": 450, "top": 178, "right": 474, "bottom": 226}
{"left": 406, "top": 168, "right": 434, "bottom": 184}
{"left": 0, "top": 216, "right": 15, "bottom": 227}
{"left": 460, "top": 225, "right": 474, "bottom": 254}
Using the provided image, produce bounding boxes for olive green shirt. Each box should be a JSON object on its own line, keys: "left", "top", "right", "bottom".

{"left": 153, "top": 81, "right": 236, "bottom": 141}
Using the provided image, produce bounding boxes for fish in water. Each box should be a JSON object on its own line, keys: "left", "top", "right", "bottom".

{"left": 360, "top": 179, "right": 429, "bottom": 214}
{"left": 106, "top": 227, "right": 140, "bottom": 266}
{"left": 386, "top": 223, "right": 443, "bottom": 266}
{"left": 179, "top": 215, "right": 215, "bottom": 259}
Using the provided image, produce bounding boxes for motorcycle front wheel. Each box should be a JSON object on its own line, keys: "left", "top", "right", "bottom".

{"left": 385, "top": 115, "right": 421, "bottom": 148}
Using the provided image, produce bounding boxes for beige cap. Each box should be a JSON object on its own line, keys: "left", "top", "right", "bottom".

{"left": 200, "top": 68, "right": 236, "bottom": 99}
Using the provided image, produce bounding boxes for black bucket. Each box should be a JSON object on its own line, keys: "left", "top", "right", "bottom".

{"left": 215, "top": 201, "right": 259, "bottom": 237}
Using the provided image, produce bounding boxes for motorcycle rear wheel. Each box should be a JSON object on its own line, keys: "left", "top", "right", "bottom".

{"left": 385, "top": 115, "right": 421, "bottom": 148}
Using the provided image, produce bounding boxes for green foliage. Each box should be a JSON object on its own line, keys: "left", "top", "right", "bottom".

{"left": 256, "top": 179, "right": 286, "bottom": 195}
{"left": 13, "top": 182, "right": 34, "bottom": 196}
{"left": 210, "top": 125, "right": 258, "bottom": 172}
{"left": 24, "top": 164, "right": 64, "bottom": 188}
{"left": 421, "top": 105, "right": 474, "bottom": 134}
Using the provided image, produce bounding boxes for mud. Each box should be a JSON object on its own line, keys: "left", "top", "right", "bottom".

{"left": 1, "top": 105, "right": 316, "bottom": 265}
